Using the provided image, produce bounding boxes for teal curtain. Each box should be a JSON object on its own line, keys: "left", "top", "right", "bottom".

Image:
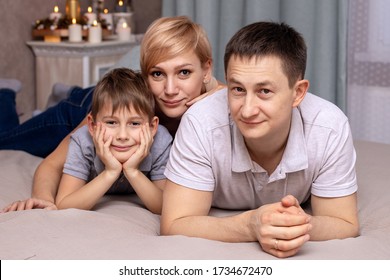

{"left": 162, "top": 0, "right": 348, "bottom": 111}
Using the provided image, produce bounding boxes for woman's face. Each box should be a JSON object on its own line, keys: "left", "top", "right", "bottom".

{"left": 147, "top": 50, "right": 211, "bottom": 119}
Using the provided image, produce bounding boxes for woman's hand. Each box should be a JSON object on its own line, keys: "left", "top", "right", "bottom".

{"left": 1, "top": 198, "right": 57, "bottom": 213}
{"left": 186, "top": 77, "right": 226, "bottom": 107}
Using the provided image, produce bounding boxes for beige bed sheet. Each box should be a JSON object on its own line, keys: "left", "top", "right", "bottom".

{"left": 0, "top": 141, "right": 389, "bottom": 259}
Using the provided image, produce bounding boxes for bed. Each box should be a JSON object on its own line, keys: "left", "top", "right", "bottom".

{"left": 0, "top": 140, "right": 389, "bottom": 260}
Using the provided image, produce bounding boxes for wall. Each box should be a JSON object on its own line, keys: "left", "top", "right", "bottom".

{"left": 0, "top": 0, "right": 161, "bottom": 121}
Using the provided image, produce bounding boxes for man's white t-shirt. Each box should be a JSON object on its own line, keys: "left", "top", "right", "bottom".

{"left": 165, "top": 88, "right": 357, "bottom": 210}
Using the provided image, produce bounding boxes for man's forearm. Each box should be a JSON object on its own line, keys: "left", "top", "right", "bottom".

{"left": 309, "top": 193, "right": 359, "bottom": 241}
{"left": 161, "top": 210, "right": 257, "bottom": 243}
{"left": 309, "top": 215, "right": 359, "bottom": 241}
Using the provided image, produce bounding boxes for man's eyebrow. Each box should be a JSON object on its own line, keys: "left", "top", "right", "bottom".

{"left": 255, "top": 80, "right": 275, "bottom": 87}
{"left": 227, "top": 77, "right": 242, "bottom": 84}
{"left": 228, "top": 78, "right": 276, "bottom": 87}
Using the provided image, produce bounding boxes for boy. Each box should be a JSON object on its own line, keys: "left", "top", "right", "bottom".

{"left": 56, "top": 68, "right": 172, "bottom": 214}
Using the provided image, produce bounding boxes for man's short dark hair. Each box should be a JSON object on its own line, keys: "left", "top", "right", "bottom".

{"left": 224, "top": 21, "right": 307, "bottom": 88}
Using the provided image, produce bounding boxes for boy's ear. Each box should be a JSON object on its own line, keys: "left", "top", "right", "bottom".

{"left": 87, "top": 113, "right": 95, "bottom": 135}
{"left": 292, "top": 79, "right": 309, "bottom": 108}
{"left": 149, "top": 116, "right": 159, "bottom": 137}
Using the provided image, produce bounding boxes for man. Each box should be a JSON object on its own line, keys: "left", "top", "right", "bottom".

{"left": 160, "top": 21, "right": 359, "bottom": 258}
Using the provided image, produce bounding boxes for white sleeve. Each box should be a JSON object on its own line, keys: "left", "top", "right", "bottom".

{"left": 164, "top": 113, "right": 215, "bottom": 191}
{"left": 311, "top": 120, "right": 358, "bottom": 197}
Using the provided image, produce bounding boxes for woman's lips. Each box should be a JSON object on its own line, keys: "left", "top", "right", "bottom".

{"left": 161, "top": 99, "right": 183, "bottom": 108}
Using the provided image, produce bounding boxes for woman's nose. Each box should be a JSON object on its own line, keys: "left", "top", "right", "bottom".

{"left": 164, "top": 76, "right": 179, "bottom": 95}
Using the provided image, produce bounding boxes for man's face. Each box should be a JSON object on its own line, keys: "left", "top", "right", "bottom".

{"left": 226, "top": 55, "right": 299, "bottom": 143}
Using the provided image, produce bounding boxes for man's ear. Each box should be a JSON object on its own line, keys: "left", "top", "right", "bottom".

{"left": 87, "top": 113, "right": 95, "bottom": 136}
{"left": 149, "top": 116, "right": 159, "bottom": 137}
{"left": 292, "top": 79, "right": 309, "bottom": 107}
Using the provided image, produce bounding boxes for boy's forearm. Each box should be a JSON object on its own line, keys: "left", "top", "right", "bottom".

{"left": 56, "top": 170, "right": 120, "bottom": 210}
{"left": 124, "top": 169, "right": 163, "bottom": 214}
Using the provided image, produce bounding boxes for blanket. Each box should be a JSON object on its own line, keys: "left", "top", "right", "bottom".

{"left": 0, "top": 141, "right": 389, "bottom": 259}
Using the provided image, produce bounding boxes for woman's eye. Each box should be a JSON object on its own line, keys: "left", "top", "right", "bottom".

{"left": 179, "top": 69, "right": 191, "bottom": 77}
{"left": 151, "top": 71, "right": 163, "bottom": 78}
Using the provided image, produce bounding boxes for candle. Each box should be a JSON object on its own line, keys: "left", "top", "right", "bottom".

{"left": 117, "top": 21, "right": 131, "bottom": 41}
{"left": 68, "top": 18, "right": 82, "bottom": 42}
{"left": 99, "top": 9, "right": 113, "bottom": 28}
{"left": 49, "top": 6, "right": 62, "bottom": 24}
{"left": 88, "top": 20, "right": 102, "bottom": 43}
{"left": 84, "top": 6, "right": 97, "bottom": 25}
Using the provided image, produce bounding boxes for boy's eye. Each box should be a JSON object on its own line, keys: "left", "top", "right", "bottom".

{"left": 105, "top": 120, "right": 116, "bottom": 126}
{"left": 130, "top": 122, "right": 142, "bottom": 126}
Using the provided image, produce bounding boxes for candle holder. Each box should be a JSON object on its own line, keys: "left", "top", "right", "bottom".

{"left": 66, "top": 0, "right": 81, "bottom": 21}
{"left": 113, "top": 12, "right": 135, "bottom": 35}
{"left": 32, "top": 2, "right": 113, "bottom": 43}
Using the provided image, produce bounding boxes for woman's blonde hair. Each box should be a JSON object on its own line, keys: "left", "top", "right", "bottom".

{"left": 140, "top": 16, "right": 212, "bottom": 76}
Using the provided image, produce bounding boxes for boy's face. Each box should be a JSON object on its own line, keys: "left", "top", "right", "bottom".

{"left": 147, "top": 50, "right": 211, "bottom": 119}
{"left": 226, "top": 55, "right": 306, "bottom": 145}
{"left": 90, "top": 103, "right": 157, "bottom": 163}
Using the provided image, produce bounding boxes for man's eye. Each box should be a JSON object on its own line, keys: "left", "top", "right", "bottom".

{"left": 231, "top": 87, "right": 245, "bottom": 95}
{"left": 261, "top": 89, "right": 271, "bottom": 94}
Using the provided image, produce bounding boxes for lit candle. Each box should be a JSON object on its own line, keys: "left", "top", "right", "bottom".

{"left": 99, "top": 8, "right": 113, "bottom": 27}
{"left": 68, "top": 18, "right": 82, "bottom": 42}
{"left": 84, "top": 6, "right": 97, "bottom": 25}
{"left": 49, "top": 6, "right": 62, "bottom": 24}
{"left": 88, "top": 20, "right": 102, "bottom": 43}
{"left": 117, "top": 21, "right": 131, "bottom": 41}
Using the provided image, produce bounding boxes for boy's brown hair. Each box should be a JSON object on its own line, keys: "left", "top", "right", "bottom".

{"left": 91, "top": 68, "right": 155, "bottom": 121}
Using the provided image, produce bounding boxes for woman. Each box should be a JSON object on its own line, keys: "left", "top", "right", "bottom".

{"left": 2, "top": 16, "right": 224, "bottom": 212}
